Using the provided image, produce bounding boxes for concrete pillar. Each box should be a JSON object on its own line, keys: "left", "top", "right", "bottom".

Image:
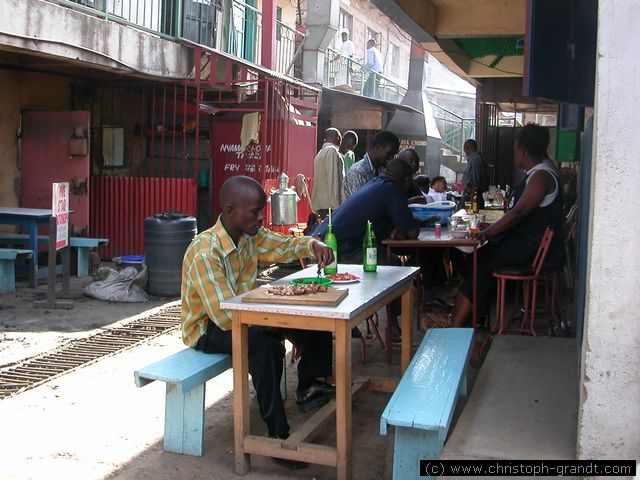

{"left": 578, "top": 0, "right": 640, "bottom": 461}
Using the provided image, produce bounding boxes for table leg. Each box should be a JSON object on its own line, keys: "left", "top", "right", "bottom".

{"left": 232, "top": 313, "right": 251, "bottom": 475}
{"left": 335, "top": 320, "right": 352, "bottom": 480}
{"left": 472, "top": 245, "right": 478, "bottom": 328}
{"left": 400, "top": 286, "right": 413, "bottom": 373}
{"left": 27, "top": 221, "right": 38, "bottom": 288}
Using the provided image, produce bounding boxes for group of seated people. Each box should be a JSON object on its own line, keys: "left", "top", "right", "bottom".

{"left": 177, "top": 122, "right": 565, "bottom": 470}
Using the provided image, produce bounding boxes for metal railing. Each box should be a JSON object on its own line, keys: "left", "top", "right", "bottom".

{"left": 430, "top": 101, "right": 475, "bottom": 158}
{"left": 62, "top": 0, "right": 221, "bottom": 47}
{"left": 275, "top": 20, "right": 302, "bottom": 76}
{"left": 225, "top": 0, "right": 262, "bottom": 65}
{"left": 324, "top": 47, "right": 407, "bottom": 104}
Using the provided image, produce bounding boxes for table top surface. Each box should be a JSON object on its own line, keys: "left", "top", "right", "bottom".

{"left": 0, "top": 207, "right": 53, "bottom": 218}
{"left": 383, "top": 226, "right": 481, "bottom": 247}
{"left": 221, "top": 264, "right": 419, "bottom": 319}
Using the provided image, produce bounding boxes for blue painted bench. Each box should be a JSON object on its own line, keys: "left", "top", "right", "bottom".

{"left": 380, "top": 328, "right": 474, "bottom": 480}
{"left": 0, "top": 248, "right": 34, "bottom": 293}
{"left": 0, "top": 233, "right": 108, "bottom": 277}
{"left": 134, "top": 347, "right": 287, "bottom": 456}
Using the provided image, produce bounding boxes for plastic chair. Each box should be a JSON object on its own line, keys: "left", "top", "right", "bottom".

{"left": 492, "top": 227, "right": 555, "bottom": 336}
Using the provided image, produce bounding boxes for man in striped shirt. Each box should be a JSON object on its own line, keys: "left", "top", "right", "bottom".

{"left": 181, "top": 176, "right": 334, "bottom": 469}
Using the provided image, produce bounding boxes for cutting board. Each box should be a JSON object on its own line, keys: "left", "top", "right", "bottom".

{"left": 242, "top": 286, "right": 349, "bottom": 307}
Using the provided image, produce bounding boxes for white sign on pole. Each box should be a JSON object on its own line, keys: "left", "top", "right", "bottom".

{"left": 52, "top": 182, "right": 69, "bottom": 250}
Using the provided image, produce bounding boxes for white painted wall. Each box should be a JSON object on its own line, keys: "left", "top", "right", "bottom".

{"left": 0, "top": 0, "right": 192, "bottom": 79}
{"left": 578, "top": 0, "right": 640, "bottom": 462}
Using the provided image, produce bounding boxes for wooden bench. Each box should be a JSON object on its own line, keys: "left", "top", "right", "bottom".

{"left": 0, "top": 248, "right": 34, "bottom": 293}
{"left": 0, "top": 233, "right": 108, "bottom": 277}
{"left": 380, "top": 328, "right": 474, "bottom": 480}
{"left": 134, "top": 347, "right": 287, "bottom": 456}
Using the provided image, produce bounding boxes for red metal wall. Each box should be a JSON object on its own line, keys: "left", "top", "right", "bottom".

{"left": 90, "top": 176, "right": 197, "bottom": 259}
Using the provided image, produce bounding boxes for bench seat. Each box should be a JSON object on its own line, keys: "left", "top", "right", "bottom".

{"left": 381, "top": 328, "right": 474, "bottom": 480}
{"left": 135, "top": 348, "right": 232, "bottom": 456}
{"left": 0, "top": 233, "right": 108, "bottom": 277}
{"left": 0, "top": 248, "right": 34, "bottom": 294}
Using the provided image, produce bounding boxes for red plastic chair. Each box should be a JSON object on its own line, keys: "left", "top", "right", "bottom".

{"left": 492, "top": 227, "right": 555, "bottom": 336}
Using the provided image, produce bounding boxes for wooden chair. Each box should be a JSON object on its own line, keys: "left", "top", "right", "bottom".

{"left": 492, "top": 227, "right": 555, "bottom": 336}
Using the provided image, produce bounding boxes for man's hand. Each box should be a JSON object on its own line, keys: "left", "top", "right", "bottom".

{"left": 312, "top": 240, "right": 334, "bottom": 268}
{"left": 389, "top": 229, "right": 407, "bottom": 240}
{"left": 408, "top": 195, "right": 426, "bottom": 205}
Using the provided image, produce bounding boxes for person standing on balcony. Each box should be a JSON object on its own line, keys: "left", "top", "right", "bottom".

{"left": 339, "top": 28, "right": 355, "bottom": 58}
{"left": 339, "top": 131, "right": 358, "bottom": 172}
{"left": 342, "top": 130, "right": 399, "bottom": 200}
{"left": 311, "top": 128, "right": 344, "bottom": 220}
{"left": 364, "top": 38, "right": 383, "bottom": 98}
{"left": 335, "top": 28, "right": 355, "bottom": 87}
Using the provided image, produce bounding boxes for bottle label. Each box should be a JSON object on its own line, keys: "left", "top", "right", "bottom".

{"left": 327, "top": 248, "right": 338, "bottom": 270}
{"left": 365, "top": 247, "right": 377, "bottom": 266}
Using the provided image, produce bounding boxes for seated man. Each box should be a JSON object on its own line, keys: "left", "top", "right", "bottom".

{"left": 314, "top": 158, "right": 419, "bottom": 263}
{"left": 450, "top": 123, "right": 564, "bottom": 327}
{"left": 180, "top": 176, "right": 335, "bottom": 470}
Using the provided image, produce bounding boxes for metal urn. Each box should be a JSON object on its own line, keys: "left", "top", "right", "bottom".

{"left": 270, "top": 172, "right": 298, "bottom": 225}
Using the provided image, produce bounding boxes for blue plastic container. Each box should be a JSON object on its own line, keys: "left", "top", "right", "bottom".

{"left": 409, "top": 201, "right": 456, "bottom": 227}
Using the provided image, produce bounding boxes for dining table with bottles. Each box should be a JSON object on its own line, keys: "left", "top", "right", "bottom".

{"left": 220, "top": 263, "right": 419, "bottom": 480}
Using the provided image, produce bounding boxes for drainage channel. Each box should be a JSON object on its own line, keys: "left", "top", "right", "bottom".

{"left": 0, "top": 304, "right": 181, "bottom": 400}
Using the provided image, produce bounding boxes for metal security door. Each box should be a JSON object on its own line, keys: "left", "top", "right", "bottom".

{"left": 20, "top": 111, "right": 91, "bottom": 234}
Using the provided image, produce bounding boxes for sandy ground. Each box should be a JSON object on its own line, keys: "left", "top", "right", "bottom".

{"left": 0, "top": 274, "right": 402, "bottom": 480}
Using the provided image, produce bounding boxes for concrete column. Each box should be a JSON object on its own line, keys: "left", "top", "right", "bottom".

{"left": 261, "top": 0, "right": 276, "bottom": 70}
{"left": 578, "top": 0, "right": 640, "bottom": 461}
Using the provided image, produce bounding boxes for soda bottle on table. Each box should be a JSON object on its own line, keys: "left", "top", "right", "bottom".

{"left": 363, "top": 220, "right": 377, "bottom": 272}
{"left": 323, "top": 209, "right": 338, "bottom": 275}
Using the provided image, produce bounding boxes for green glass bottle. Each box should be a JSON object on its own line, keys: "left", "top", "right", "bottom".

{"left": 323, "top": 224, "right": 338, "bottom": 275}
{"left": 363, "top": 220, "right": 377, "bottom": 272}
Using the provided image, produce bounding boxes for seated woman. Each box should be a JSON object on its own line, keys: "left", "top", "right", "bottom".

{"left": 426, "top": 176, "right": 448, "bottom": 203}
{"left": 450, "top": 123, "right": 565, "bottom": 327}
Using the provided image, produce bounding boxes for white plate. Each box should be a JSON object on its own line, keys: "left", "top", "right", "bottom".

{"left": 325, "top": 275, "right": 361, "bottom": 284}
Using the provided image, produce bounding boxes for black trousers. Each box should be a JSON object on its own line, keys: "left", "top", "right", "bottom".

{"left": 196, "top": 321, "right": 332, "bottom": 437}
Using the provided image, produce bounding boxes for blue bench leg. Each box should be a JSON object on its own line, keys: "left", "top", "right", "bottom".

{"left": 0, "top": 259, "right": 16, "bottom": 294}
{"left": 164, "top": 383, "right": 205, "bottom": 456}
{"left": 393, "top": 428, "right": 444, "bottom": 480}
{"left": 459, "top": 375, "right": 468, "bottom": 396}
{"left": 76, "top": 247, "right": 90, "bottom": 277}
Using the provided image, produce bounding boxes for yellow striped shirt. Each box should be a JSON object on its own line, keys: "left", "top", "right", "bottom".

{"left": 181, "top": 217, "right": 315, "bottom": 347}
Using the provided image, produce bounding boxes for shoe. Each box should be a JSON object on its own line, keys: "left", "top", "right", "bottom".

{"left": 295, "top": 382, "right": 335, "bottom": 413}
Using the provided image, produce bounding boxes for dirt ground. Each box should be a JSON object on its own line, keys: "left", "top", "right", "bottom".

{"left": 0, "top": 271, "right": 412, "bottom": 480}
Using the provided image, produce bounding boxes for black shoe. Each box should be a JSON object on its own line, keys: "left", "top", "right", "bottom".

{"left": 296, "top": 382, "right": 335, "bottom": 413}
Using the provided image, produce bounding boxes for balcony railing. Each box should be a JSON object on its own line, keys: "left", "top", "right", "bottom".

{"left": 324, "top": 47, "right": 407, "bottom": 104}
{"left": 275, "top": 21, "right": 302, "bottom": 76}
{"left": 430, "top": 101, "right": 475, "bottom": 158}
{"left": 225, "top": 0, "right": 262, "bottom": 65}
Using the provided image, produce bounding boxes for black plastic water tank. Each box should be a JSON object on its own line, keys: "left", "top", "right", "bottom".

{"left": 144, "top": 212, "right": 197, "bottom": 296}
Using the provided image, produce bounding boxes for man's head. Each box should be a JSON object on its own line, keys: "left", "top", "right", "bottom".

{"left": 385, "top": 158, "right": 414, "bottom": 193}
{"left": 341, "top": 28, "right": 349, "bottom": 42}
{"left": 368, "top": 130, "right": 400, "bottom": 170}
{"left": 463, "top": 139, "right": 478, "bottom": 157}
{"left": 219, "top": 176, "right": 267, "bottom": 238}
{"left": 324, "top": 127, "right": 342, "bottom": 148}
{"left": 367, "top": 38, "right": 376, "bottom": 49}
{"left": 413, "top": 175, "right": 430, "bottom": 194}
{"left": 430, "top": 176, "right": 447, "bottom": 193}
{"left": 340, "top": 130, "right": 358, "bottom": 153}
{"left": 515, "top": 123, "right": 549, "bottom": 168}
{"left": 396, "top": 148, "right": 420, "bottom": 174}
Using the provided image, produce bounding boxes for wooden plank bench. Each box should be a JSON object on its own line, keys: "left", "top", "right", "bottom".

{"left": 134, "top": 347, "right": 287, "bottom": 457}
{"left": 0, "top": 233, "right": 108, "bottom": 277}
{"left": 0, "top": 248, "right": 34, "bottom": 293}
{"left": 380, "top": 328, "right": 474, "bottom": 480}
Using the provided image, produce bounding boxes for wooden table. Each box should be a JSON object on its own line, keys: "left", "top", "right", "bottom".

{"left": 383, "top": 226, "right": 482, "bottom": 327}
{"left": 0, "top": 207, "right": 52, "bottom": 287}
{"left": 221, "top": 264, "right": 420, "bottom": 480}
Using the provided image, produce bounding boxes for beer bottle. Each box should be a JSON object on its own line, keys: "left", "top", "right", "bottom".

{"left": 471, "top": 189, "right": 479, "bottom": 214}
{"left": 323, "top": 224, "right": 338, "bottom": 275}
{"left": 363, "top": 220, "right": 377, "bottom": 272}
{"left": 503, "top": 185, "right": 510, "bottom": 212}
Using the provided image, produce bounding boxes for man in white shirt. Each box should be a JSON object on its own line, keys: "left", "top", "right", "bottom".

{"left": 364, "top": 39, "right": 383, "bottom": 98}
{"left": 335, "top": 28, "right": 355, "bottom": 87}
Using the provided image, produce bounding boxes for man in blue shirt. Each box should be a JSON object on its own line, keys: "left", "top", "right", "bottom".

{"left": 314, "top": 158, "right": 418, "bottom": 262}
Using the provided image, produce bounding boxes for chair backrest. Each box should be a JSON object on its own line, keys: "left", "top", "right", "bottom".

{"left": 532, "top": 227, "right": 555, "bottom": 277}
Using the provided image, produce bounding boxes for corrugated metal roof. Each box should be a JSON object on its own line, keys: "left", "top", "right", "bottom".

{"left": 455, "top": 37, "right": 524, "bottom": 59}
